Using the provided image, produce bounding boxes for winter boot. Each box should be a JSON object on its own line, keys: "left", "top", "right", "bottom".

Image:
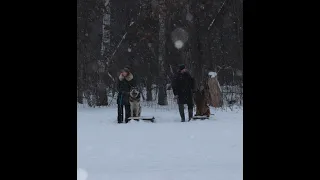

{"left": 117, "top": 114, "right": 123, "bottom": 124}
{"left": 188, "top": 108, "right": 193, "bottom": 121}
{"left": 178, "top": 104, "right": 185, "bottom": 122}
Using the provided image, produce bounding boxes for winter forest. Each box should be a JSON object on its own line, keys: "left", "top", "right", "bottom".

{"left": 77, "top": 0, "right": 243, "bottom": 108}
{"left": 77, "top": 1, "right": 243, "bottom": 179}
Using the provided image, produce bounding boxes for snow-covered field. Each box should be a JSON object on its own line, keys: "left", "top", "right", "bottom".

{"left": 77, "top": 105, "right": 243, "bottom": 180}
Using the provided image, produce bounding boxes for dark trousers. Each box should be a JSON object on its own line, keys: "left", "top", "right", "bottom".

{"left": 178, "top": 103, "right": 193, "bottom": 122}
{"left": 117, "top": 104, "right": 131, "bottom": 123}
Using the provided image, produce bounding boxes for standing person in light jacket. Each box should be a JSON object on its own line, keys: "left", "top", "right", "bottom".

{"left": 117, "top": 68, "right": 136, "bottom": 123}
{"left": 172, "top": 64, "right": 195, "bottom": 122}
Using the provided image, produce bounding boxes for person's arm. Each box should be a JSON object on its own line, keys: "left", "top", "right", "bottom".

{"left": 117, "top": 73, "right": 124, "bottom": 93}
{"left": 132, "top": 76, "right": 137, "bottom": 88}
{"left": 128, "top": 75, "right": 137, "bottom": 89}
{"left": 187, "top": 73, "right": 195, "bottom": 92}
{"left": 117, "top": 79, "right": 121, "bottom": 93}
{"left": 172, "top": 74, "right": 178, "bottom": 96}
{"left": 191, "top": 77, "right": 195, "bottom": 92}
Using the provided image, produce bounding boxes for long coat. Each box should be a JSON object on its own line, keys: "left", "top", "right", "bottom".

{"left": 117, "top": 73, "right": 136, "bottom": 105}
{"left": 172, "top": 71, "right": 195, "bottom": 104}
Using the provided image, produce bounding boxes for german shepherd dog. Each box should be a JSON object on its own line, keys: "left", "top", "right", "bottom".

{"left": 129, "top": 87, "right": 141, "bottom": 118}
{"left": 194, "top": 84, "right": 210, "bottom": 117}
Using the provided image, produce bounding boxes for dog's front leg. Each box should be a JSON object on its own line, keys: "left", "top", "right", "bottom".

{"left": 130, "top": 103, "right": 134, "bottom": 117}
{"left": 133, "top": 106, "right": 139, "bottom": 121}
{"left": 133, "top": 106, "right": 136, "bottom": 117}
{"left": 138, "top": 105, "right": 141, "bottom": 117}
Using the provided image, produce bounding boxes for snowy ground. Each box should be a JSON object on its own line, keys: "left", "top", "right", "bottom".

{"left": 77, "top": 105, "right": 243, "bottom": 180}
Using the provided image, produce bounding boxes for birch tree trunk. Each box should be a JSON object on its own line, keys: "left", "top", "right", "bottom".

{"left": 234, "top": 0, "right": 243, "bottom": 69}
{"left": 157, "top": 0, "right": 168, "bottom": 105}
{"left": 146, "top": 62, "right": 153, "bottom": 101}
{"left": 102, "top": 0, "right": 111, "bottom": 60}
{"left": 96, "top": 0, "right": 112, "bottom": 106}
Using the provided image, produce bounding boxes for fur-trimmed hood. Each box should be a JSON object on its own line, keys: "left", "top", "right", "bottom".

{"left": 119, "top": 73, "right": 133, "bottom": 81}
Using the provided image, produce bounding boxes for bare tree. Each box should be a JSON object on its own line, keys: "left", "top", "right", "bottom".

{"left": 77, "top": 0, "right": 243, "bottom": 107}
{"left": 157, "top": 0, "right": 168, "bottom": 105}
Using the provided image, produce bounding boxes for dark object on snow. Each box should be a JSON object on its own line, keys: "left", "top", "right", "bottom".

{"left": 228, "top": 100, "right": 237, "bottom": 105}
{"left": 128, "top": 116, "right": 155, "bottom": 123}
{"left": 172, "top": 68, "right": 195, "bottom": 121}
{"left": 117, "top": 69, "right": 137, "bottom": 123}
{"left": 191, "top": 116, "right": 209, "bottom": 120}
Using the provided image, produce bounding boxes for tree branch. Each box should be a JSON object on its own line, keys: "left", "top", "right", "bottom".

{"left": 207, "top": 0, "right": 228, "bottom": 30}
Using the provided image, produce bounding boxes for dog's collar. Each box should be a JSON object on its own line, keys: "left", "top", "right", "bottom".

{"left": 130, "top": 92, "right": 140, "bottom": 99}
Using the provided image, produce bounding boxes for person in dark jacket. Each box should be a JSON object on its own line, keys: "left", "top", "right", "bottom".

{"left": 117, "top": 68, "right": 136, "bottom": 123}
{"left": 172, "top": 64, "right": 195, "bottom": 122}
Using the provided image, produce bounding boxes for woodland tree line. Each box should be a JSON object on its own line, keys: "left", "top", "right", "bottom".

{"left": 77, "top": 0, "right": 243, "bottom": 107}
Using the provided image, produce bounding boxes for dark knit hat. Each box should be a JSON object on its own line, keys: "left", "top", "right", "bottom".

{"left": 124, "top": 65, "right": 131, "bottom": 70}
{"left": 178, "top": 64, "right": 186, "bottom": 71}
{"left": 122, "top": 67, "right": 130, "bottom": 73}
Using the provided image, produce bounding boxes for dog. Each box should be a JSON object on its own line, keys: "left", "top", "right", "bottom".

{"left": 129, "top": 87, "right": 141, "bottom": 118}
{"left": 194, "top": 84, "right": 210, "bottom": 117}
